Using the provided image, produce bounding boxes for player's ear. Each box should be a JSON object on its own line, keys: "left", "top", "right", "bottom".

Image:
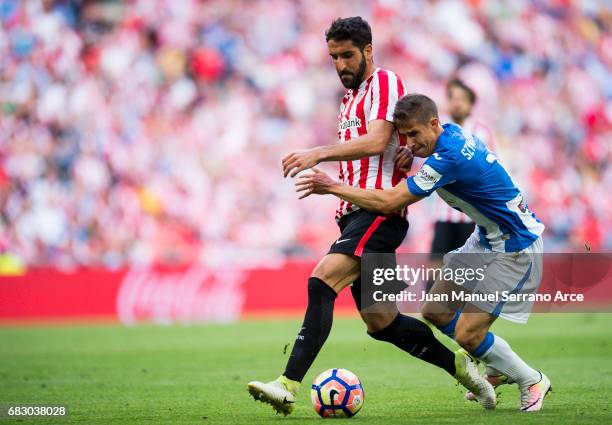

{"left": 363, "top": 44, "right": 372, "bottom": 62}
{"left": 430, "top": 117, "right": 439, "bottom": 129}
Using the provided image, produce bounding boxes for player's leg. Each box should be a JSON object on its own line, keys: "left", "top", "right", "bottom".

{"left": 352, "top": 279, "right": 456, "bottom": 375}
{"left": 247, "top": 253, "right": 359, "bottom": 415}
{"left": 454, "top": 304, "right": 551, "bottom": 411}
{"left": 283, "top": 253, "right": 360, "bottom": 381}
{"left": 421, "top": 236, "right": 511, "bottom": 407}
{"left": 421, "top": 277, "right": 466, "bottom": 339}
{"left": 422, "top": 228, "right": 479, "bottom": 338}
{"left": 423, "top": 284, "right": 548, "bottom": 410}
{"left": 344, "top": 212, "right": 459, "bottom": 376}
{"left": 336, "top": 211, "right": 495, "bottom": 408}
{"left": 423, "top": 291, "right": 516, "bottom": 400}
{"left": 421, "top": 279, "right": 509, "bottom": 400}
{"left": 424, "top": 235, "right": 551, "bottom": 410}
{"left": 248, "top": 209, "right": 375, "bottom": 414}
{"left": 350, "top": 283, "right": 495, "bottom": 409}
{"left": 455, "top": 305, "right": 537, "bottom": 382}
{"left": 461, "top": 239, "right": 550, "bottom": 411}
{"left": 278, "top": 251, "right": 475, "bottom": 384}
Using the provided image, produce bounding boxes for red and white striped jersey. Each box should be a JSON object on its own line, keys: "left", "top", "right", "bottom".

{"left": 434, "top": 117, "right": 496, "bottom": 223}
{"left": 335, "top": 68, "right": 407, "bottom": 221}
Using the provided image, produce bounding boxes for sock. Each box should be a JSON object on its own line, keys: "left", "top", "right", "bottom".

{"left": 472, "top": 332, "right": 540, "bottom": 387}
{"left": 436, "top": 308, "right": 462, "bottom": 340}
{"left": 369, "top": 313, "right": 456, "bottom": 376}
{"left": 283, "top": 277, "right": 336, "bottom": 382}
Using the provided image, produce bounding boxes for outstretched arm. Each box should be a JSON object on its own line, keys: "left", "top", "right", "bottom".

{"left": 295, "top": 169, "right": 423, "bottom": 215}
{"left": 282, "top": 120, "right": 395, "bottom": 177}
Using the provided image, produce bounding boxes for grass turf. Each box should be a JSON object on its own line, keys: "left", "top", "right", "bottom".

{"left": 0, "top": 314, "right": 611, "bottom": 424}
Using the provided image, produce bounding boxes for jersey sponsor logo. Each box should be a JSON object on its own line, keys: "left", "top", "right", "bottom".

{"left": 338, "top": 117, "right": 362, "bottom": 131}
{"left": 414, "top": 164, "right": 442, "bottom": 191}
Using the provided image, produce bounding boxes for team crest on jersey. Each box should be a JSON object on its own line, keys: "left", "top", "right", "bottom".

{"left": 338, "top": 117, "right": 362, "bottom": 131}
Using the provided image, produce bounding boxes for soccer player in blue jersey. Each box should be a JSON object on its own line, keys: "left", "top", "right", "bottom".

{"left": 296, "top": 93, "right": 552, "bottom": 412}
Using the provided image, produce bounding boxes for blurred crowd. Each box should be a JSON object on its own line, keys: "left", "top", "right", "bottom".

{"left": 0, "top": 0, "right": 610, "bottom": 271}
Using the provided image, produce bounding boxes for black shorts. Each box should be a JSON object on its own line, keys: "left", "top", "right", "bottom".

{"left": 430, "top": 221, "right": 475, "bottom": 259}
{"left": 328, "top": 209, "right": 408, "bottom": 257}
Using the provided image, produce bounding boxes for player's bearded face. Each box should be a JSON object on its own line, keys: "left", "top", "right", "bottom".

{"left": 328, "top": 39, "right": 369, "bottom": 91}
{"left": 338, "top": 53, "right": 366, "bottom": 90}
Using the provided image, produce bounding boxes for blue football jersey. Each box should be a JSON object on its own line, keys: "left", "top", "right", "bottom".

{"left": 407, "top": 123, "right": 544, "bottom": 252}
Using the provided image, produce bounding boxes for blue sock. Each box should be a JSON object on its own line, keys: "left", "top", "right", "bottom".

{"left": 471, "top": 332, "right": 495, "bottom": 357}
{"left": 436, "top": 309, "right": 462, "bottom": 339}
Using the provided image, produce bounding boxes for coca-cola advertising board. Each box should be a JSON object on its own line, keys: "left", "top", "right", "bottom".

{"left": 0, "top": 262, "right": 357, "bottom": 324}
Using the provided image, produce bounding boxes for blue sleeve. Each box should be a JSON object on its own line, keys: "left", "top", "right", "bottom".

{"left": 406, "top": 152, "right": 458, "bottom": 197}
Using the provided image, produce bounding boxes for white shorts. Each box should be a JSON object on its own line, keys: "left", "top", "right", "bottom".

{"left": 442, "top": 231, "right": 544, "bottom": 324}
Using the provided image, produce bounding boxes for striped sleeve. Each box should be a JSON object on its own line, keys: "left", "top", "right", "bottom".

{"left": 368, "top": 70, "right": 403, "bottom": 123}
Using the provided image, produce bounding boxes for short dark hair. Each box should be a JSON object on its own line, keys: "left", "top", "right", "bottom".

{"left": 325, "top": 17, "right": 372, "bottom": 50}
{"left": 446, "top": 78, "right": 477, "bottom": 105}
{"left": 393, "top": 94, "right": 439, "bottom": 126}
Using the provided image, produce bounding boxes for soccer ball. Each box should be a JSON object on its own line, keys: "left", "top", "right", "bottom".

{"left": 311, "top": 368, "right": 364, "bottom": 418}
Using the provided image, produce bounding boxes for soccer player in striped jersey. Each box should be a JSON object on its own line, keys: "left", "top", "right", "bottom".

{"left": 248, "top": 17, "right": 495, "bottom": 415}
{"left": 296, "top": 94, "right": 552, "bottom": 412}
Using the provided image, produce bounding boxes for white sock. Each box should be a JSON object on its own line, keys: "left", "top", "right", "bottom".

{"left": 476, "top": 333, "right": 540, "bottom": 388}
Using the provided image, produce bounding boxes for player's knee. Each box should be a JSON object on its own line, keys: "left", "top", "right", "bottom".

{"left": 311, "top": 257, "right": 357, "bottom": 293}
{"left": 362, "top": 312, "right": 395, "bottom": 334}
{"left": 311, "top": 264, "right": 338, "bottom": 287}
{"left": 311, "top": 262, "right": 329, "bottom": 281}
{"left": 421, "top": 309, "right": 437, "bottom": 325}
{"left": 367, "top": 313, "right": 400, "bottom": 341}
{"left": 454, "top": 327, "right": 487, "bottom": 352}
{"left": 421, "top": 309, "right": 453, "bottom": 328}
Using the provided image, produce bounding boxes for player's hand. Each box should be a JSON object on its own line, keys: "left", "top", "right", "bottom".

{"left": 295, "top": 168, "right": 337, "bottom": 199}
{"left": 394, "top": 146, "right": 414, "bottom": 174}
{"left": 282, "top": 148, "right": 323, "bottom": 178}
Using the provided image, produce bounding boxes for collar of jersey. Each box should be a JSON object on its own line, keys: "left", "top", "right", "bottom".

{"left": 442, "top": 122, "right": 461, "bottom": 133}
{"left": 436, "top": 122, "right": 462, "bottom": 151}
{"left": 441, "top": 122, "right": 463, "bottom": 141}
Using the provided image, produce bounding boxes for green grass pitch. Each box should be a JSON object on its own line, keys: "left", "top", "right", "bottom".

{"left": 1, "top": 314, "right": 611, "bottom": 424}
